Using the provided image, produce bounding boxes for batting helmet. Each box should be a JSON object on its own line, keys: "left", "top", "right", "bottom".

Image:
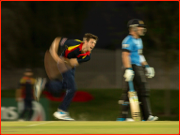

{"left": 127, "top": 19, "right": 145, "bottom": 28}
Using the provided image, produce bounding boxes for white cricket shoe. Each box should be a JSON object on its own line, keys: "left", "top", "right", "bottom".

{"left": 126, "top": 118, "right": 135, "bottom": 121}
{"left": 116, "top": 118, "right": 134, "bottom": 121}
{"left": 34, "top": 78, "right": 47, "bottom": 101}
{"left": 53, "top": 110, "right": 74, "bottom": 121}
{"left": 147, "top": 115, "right": 158, "bottom": 121}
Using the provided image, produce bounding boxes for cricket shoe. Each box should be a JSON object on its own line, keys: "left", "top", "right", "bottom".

{"left": 147, "top": 115, "right": 158, "bottom": 121}
{"left": 53, "top": 110, "right": 74, "bottom": 121}
{"left": 116, "top": 118, "right": 134, "bottom": 121}
{"left": 34, "top": 78, "right": 47, "bottom": 101}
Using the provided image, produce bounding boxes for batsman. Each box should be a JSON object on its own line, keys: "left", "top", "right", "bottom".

{"left": 117, "top": 19, "right": 158, "bottom": 121}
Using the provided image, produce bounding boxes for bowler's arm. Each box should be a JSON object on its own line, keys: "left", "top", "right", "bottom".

{"left": 49, "top": 37, "right": 79, "bottom": 67}
{"left": 49, "top": 37, "right": 62, "bottom": 62}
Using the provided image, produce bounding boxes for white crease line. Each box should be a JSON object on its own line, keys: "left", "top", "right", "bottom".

{"left": 28, "top": 121, "right": 54, "bottom": 126}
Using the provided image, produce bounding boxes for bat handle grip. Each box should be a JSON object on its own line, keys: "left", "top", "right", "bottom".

{"left": 128, "top": 81, "right": 135, "bottom": 92}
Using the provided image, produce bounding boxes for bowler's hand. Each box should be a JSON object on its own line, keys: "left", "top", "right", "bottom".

{"left": 64, "top": 58, "right": 79, "bottom": 68}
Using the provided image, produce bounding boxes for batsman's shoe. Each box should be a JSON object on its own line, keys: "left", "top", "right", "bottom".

{"left": 34, "top": 78, "right": 47, "bottom": 101}
{"left": 116, "top": 118, "right": 134, "bottom": 122}
{"left": 53, "top": 110, "right": 74, "bottom": 121}
{"left": 147, "top": 115, "right": 158, "bottom": 121}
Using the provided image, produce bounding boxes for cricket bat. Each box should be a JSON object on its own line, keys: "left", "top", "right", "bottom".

{"left": 128, "top": 81, "right": 141, "bottom": 121}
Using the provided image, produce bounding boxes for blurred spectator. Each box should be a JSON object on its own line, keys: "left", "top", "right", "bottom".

{"left": 16, "top": 68, "right": 35, "bottom": 121}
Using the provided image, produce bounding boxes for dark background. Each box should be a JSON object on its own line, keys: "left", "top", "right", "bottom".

{"left": 1, "top": 1, "right": 179, "bottom": 69}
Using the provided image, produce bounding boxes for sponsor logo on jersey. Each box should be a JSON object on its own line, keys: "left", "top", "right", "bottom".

{"left": 122, "top": 44, "right": 129, "bottom": 48}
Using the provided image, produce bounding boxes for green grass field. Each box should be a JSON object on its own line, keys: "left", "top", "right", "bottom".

{"left": 1, "top": 89, "right": 179, "bottom": 121}
{"left": 1, "top": 121, "right": 179, "bottom": 134}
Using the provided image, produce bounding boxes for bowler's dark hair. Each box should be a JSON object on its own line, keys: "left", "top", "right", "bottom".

{"left": 83, "top": 33, "right": 98, "bottom": 42}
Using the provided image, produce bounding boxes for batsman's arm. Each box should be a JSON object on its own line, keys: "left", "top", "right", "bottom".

{"left": 122, "top": 51, "right": 134, "bottom": 81}
{"left": 139, "top": 55, "right": 148, "bottom": 66}
{"left": 141, "top": 61, "right": 148, "bottom": 66}
{"left": 140, "top": 55, "right": 155, "bottom": 78}
{"left": 122, "top": 51, "right": 132, "bottom": 68}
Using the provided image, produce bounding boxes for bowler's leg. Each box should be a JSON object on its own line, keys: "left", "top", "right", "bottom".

{"left": 53, "top": 69, "right": 76, "bottom": 121}
{"left": 45, "top": 79, "right": 66, "bottom": 94}
{"left": 59, "top": 68, "right": 76, "bottom": 111}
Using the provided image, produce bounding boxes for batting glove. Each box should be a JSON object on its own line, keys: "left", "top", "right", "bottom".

{"left": 145, "top": 65, "right": 155, "bottom": 78}
{"left": 124, "top": 68, "right": 134, "bottom": 82}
